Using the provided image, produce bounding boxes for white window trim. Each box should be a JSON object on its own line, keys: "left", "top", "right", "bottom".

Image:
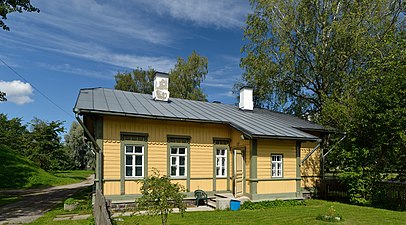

{"left": 170, "top": 147, "right": 187, "bottom": 178}
{"left": 216, "top": 148, "right": 227, "bottom": 178}
{"left": 125, "top": 145, "right": 144, "bottom": 178}
{"left": 271, "top": 154, "right": 283, "bottom": 178}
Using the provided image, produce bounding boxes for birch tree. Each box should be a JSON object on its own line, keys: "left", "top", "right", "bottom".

{"left": 239, "top": 0, "right": 403, "bottom": 118}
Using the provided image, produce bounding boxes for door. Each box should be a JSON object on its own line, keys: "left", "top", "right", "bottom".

{"left": 233, "top": 149, "right": 244, "bottom": 197}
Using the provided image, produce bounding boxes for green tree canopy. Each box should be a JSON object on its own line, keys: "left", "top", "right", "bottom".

{"left": 25, "top": 118, "right": 71, "bottom": 171}
{"left": 0, "top": 113, "right": 27, "bottom": 151}
{"left": 65, "top": 121, "right": 94, "bottom": 170}
{"left": 169, "top": 51, "right": 208, "bottom": 101}
{"left": 323, "top": 31, "right": 406, "bottom": 180}
{"left": 238, "top": 0, "right": 403, "bottom": 118}
{"left": 0, "top": 0, "right": 40, "bottom": 31}
{"left": 114, "top": 51, "right": 208, "bottom": 101}
{"left": 114, "top": 67, "right": 156, "bottom": 94}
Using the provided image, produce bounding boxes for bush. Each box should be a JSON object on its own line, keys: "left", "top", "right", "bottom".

{"left": 241, "top": 200, "right": 305, "bottom": 210}
{"left": 64, "top": 197, "right": 77, "bottom": 205}
{"left": 136, "top": 169, "right": 186, "bottom": 225}
{"left": 338, "top": 171, "right": 371, "bottom": 205}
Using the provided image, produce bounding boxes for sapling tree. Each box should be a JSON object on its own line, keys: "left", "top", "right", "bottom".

{"left": 137, "top": 169, "right": 186, "bottom": 225}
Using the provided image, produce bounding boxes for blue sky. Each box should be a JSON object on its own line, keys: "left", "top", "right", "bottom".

{"left": 0, "top": 0, "right": 251, "bottom": 133}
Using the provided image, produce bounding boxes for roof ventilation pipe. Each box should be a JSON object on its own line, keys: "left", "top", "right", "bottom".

{"left": 152, "top": 72, "right": 170, "bottom": 102}
{"left": 239, "top": 87, "right": 254, "bottom": 111}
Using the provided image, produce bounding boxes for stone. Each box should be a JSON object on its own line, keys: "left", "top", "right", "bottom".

{"left": 64, "top": 203, "right": 78, "bottom": 211}
{"left": 53, "top": 217, "right": 70, "bottom": 221}
{"left": 216, "top": 198, "right": 229, "bottom": 210}
{"left": 71, "top": 214, "right": 91, "bottom": 220}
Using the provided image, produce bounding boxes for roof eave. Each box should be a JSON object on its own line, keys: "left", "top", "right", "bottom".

{"left": 251, "top": 134, "right": 321, "bottom": 142}
{"left": 75, "top": 108, "right": 229, "bottom": 125}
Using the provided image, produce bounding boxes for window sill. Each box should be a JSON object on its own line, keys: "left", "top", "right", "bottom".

{"left": 169, "top": 177, "right": 187, "bottom": 180}
{"left": 125, "top": 177, "right": 144, "bottom": 180}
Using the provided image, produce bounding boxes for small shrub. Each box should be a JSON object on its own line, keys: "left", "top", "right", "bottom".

{"left": 338, "top": 171, "right": 371, "bottom": 205}
{"left": 316, "top": 206, "right": 343, "bottom": 222}
{"left": 241, "top": 200, "right": 305, "bottom": 210}
{"left": 136, "top": 169, "right": 186, "bottom": 225}
{"left": 64, "top": 197, "right": 77, "bottom": 205}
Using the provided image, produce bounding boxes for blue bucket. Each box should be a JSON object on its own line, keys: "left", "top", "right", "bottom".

{"left": 230, "top": 199, "right": 241, "bottom": 211}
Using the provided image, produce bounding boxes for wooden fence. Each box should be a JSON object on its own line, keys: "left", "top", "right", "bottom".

{"left": 94, "top": 190, "right": 112, "bottom": 225}
{"left": 317, "top": 179, "right": 406, "bottom": 210}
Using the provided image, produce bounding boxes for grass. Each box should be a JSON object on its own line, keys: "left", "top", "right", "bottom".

{"left": 27, "top": 186, "right": 94, "bottom": 225}
{"left": 114, "top": 200, "right": 406, "bottom": 225}
{"left": 23, "top": 198, "right": 406, "bottom": 225}
{"left": 0, "top": 144, "right": 94, "bottom": 189}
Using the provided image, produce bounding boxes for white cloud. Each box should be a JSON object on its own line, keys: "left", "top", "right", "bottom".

{"left": 38, "top": 63, "right": 115, "bottom": 80}
{"left": 17, "top": 0, "right": 174, "bottom": 46}
{"left": 203, "top": 64, "right": 242, "bottom": 89}
{"left": 137, "top": 0, "right": 250, "bottom": 29}
{"left": 0, "top": 80, "right": 34, "bottom": 105}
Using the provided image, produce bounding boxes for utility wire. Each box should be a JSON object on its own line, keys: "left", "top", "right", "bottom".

{"left": 0, "top": 58, "right": 74, "bottom": 119}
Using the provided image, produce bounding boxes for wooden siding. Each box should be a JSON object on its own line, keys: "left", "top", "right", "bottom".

{"left": 102, "top": 116, "right": 230, "bottom": 195}
{"left": 257, "top": 180, "right": 296, "bottom": 194}
{"left": 100, "top": 115, "right": 312, "bottom": 197}
{"left": 257, "top": 139, "right": 297, "bottom": 179}
{"left": 190, "top": 179, "right": 213, "bottom": 191}
{"left": 103, "top": 142, "right": 120, "bottom": 179}
{"left": 147, "top": 142, "right": 167, "bottom": 174}
{"left": 301, "top": 141, "right": 321, "bottom": 188}
{"left": 190, "top": 144, "right": 213, "bottom": 178}
{"left": 103, "top": 181, "right": 120, "bottom": 195}
{"left": 216, "top": 179, "right": 227, "bottom": 191}
{"left": 125, "top": 181, "right": 142, "bottom": 194}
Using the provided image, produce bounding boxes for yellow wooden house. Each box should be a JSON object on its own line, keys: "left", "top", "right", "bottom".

{"left": 74, "top": 73, "right": 327, "bottom": 202}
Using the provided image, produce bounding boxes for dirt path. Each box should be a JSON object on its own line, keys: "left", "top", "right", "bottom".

{"left": 0, "top": 175, "right": 94, "bottom": 224}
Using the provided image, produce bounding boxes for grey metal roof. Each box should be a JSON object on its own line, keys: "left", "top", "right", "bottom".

{"left": 74, "top": 88, "right": 329, "bottom": 141}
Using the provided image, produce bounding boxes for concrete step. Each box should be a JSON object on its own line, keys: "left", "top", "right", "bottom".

{"left": 214, "top": 193, "right": 234, "bottom": 199}
{"left": 207, "top": 199, "right": 216, "bottom": 209}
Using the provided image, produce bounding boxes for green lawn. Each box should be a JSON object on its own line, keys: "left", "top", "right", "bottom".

{"left": 0, "top": 144, "right": 93, "bottom": 189}
{"left": 115, "top": 200, "right": 406, "bottom": 225}
{"left": 31, "top": 199, "right": 406, "bottom": 225}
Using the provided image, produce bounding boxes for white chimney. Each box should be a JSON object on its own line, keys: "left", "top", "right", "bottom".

{"left": 239, "top": 87, "right": 254, "bottom": 111}
{"left": 152, "top": 72, "right": 170, "bottom": 101}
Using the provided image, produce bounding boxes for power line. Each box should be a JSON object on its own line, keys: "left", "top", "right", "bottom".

{"left": 0, "top": 58, "right": 74, "bottom": 119}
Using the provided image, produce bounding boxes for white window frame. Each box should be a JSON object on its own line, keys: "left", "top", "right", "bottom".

{"left": 125, "top": 145, "right": 144, "bottom": 178}
{"left": 216, "top": 148, "right": 227, "bottom": 178}
{"left": 170, "top": 147, "right": 187, "bottom": 177}
{"left": 271, "top": 154, "right": 283, "bottom": 178}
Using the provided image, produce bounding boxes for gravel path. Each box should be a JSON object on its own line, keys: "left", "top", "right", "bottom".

{"left": 0, "top": 175, "right": 94, "bottom": 224}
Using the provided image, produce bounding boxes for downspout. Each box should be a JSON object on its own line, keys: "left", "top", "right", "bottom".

{"left": 75, "top": 113, "right": 100, "bottom": 153}
{"left": 75, "top": 112, "right": 103, "bottom": 191}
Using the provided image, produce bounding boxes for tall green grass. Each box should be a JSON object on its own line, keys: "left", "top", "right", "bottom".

{"left": 0, "top": 144, "right": 93, "bottom": 189}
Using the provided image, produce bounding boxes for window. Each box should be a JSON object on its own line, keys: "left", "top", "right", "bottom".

{"left": 125, "top": 145, "right": 144, "bottom": 178}
{"left": 216, "top": 149, "right": 227, "bottom": 177}
{"left": 170, "top": 147, "right": 187, "bottom": 177}
{"left": 271, "top": 154, "right": 283, "bottom": 177}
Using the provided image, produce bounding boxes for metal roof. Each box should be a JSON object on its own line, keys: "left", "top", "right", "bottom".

{"left": 74, "top": 88, "right": 328, "bottom": 141}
